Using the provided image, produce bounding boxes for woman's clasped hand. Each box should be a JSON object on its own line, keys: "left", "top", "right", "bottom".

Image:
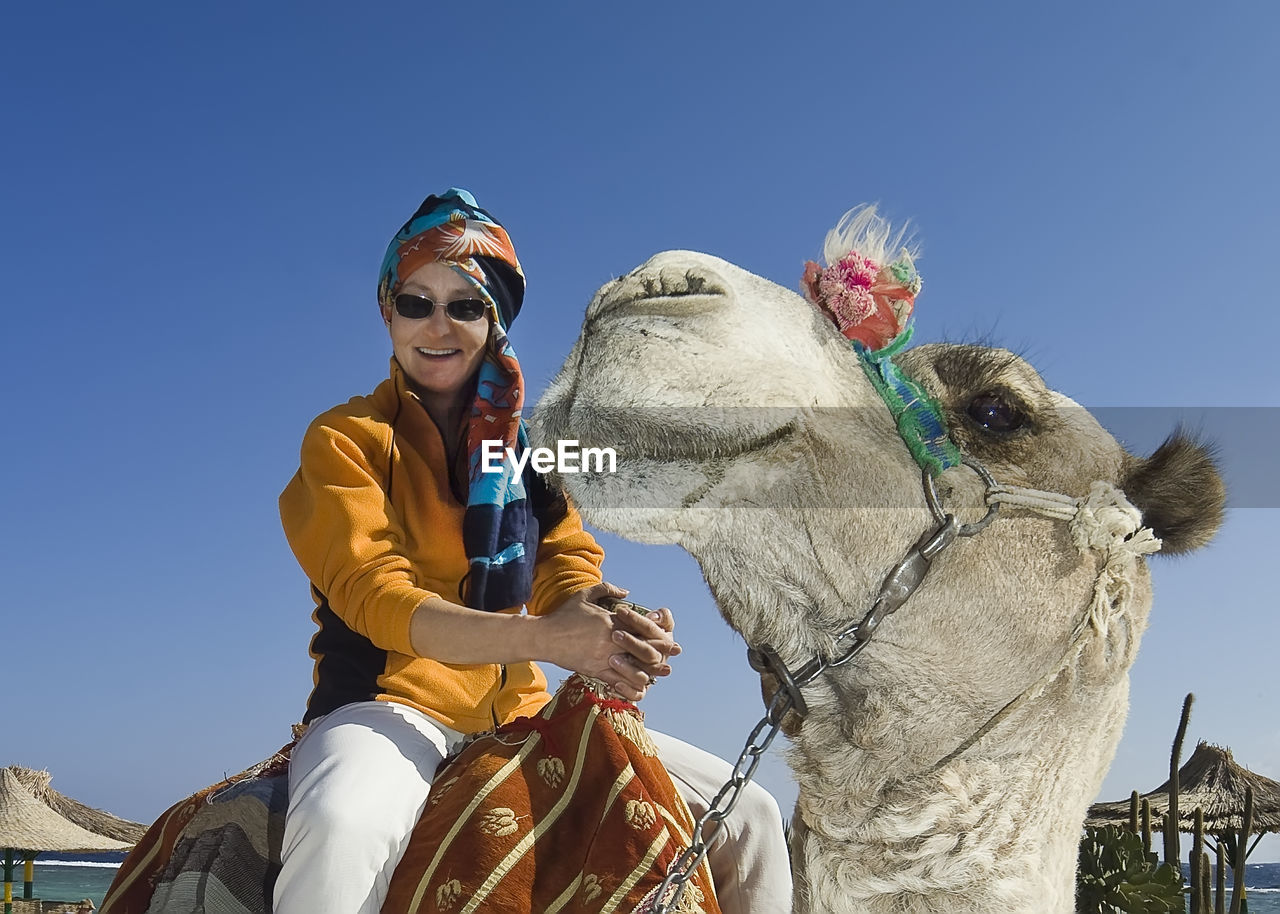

{"left": 539, "top": 583, "right": 681, "bottom": 701}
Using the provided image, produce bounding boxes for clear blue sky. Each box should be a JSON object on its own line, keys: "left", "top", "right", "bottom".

{"left": 3, "top": 2, "right": 1278, "bottom": 860}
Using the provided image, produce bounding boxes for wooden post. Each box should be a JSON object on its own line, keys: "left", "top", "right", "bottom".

{"left": 21, "top": 854, "right": 33, "bottom": 899}
{"left": 1216, "top": 843, "right": 1226, "bottom": 914}
{"left": 4, "top": 848, "right": 13, "bottom": 914}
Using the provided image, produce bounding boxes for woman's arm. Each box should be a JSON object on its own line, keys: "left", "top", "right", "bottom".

{"left": 280, "top": 412, "right": 671, "bottom": 699}
{"left": 280, "top": 412, "right": 440, "bottom": 658}
{"left": 408, "top": 581, "right": 660, "bottom": 700}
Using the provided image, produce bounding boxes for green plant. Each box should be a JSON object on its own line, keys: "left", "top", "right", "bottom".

{"left": 1077, "top": 825, "right": 1185, "bottom": 913}
{"left": 1166, "top": 693, "right": 1194, "bottom": 867}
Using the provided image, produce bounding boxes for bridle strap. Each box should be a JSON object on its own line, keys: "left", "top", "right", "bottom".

{"left": 988, "top": 482, "right": 1080, "bottom": 520}
{"left": 744, "top": 466, "right": 1152, "bottom": 723}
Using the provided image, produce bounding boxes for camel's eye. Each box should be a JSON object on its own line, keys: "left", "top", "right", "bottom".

{"left": 966, "top": 392, "right": 1026, "bottom": 433}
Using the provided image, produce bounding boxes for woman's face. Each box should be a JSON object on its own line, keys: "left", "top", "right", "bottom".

{"left": 383, "top": 261, "right": 492, "bottom": 409}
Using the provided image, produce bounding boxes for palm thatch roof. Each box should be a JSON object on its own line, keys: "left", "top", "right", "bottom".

{"left": 1088, "top": 741, "right": 1280, "bottom": 834}
{"left": 5, "top": 766, "right": 145, "bottom": 844}
{"left": 0, "top": 768, "right": 132, "bottom": 853}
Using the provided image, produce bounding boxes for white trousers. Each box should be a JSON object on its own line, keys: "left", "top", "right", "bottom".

{"left": 273, "top": 700, "right": 791, "bottom": 914}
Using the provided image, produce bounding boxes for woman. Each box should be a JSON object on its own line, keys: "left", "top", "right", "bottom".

{"left": 273, "top": 189, "right": 790, "bottom": 914}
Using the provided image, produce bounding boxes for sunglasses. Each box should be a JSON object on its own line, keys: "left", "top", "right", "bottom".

{"left": 393, "top": 293, "right": 489, "bottom": 322}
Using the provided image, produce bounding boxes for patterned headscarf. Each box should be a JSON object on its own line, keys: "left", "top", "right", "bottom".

{"left": 378, "top": 188, "right": 537, "bottom": 612}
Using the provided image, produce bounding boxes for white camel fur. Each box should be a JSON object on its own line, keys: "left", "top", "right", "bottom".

{"left": 534, "top": 207, "right": 1224, "bottom": 913}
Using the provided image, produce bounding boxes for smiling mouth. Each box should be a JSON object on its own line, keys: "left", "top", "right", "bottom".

{"left": 417, "top": 347, "right": 460, "bottom": 357}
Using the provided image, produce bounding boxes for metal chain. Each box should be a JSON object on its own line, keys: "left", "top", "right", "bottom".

{"left": 647, "top": 512, "right": 949, "bottom": 914}
{"left": 647, "top": 461, "right": 1002, "bottom": 913}
{"left": 651, "top": 684, "right": 795, "bottom": 914}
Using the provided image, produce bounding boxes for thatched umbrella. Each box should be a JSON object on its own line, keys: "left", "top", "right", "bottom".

{"left": 0, "top": 767, "right": 139, "bottom": 914}
{"left": 1088, "top": 741, "right": 1280, "bottom": 857}
{"left": 5, "top": 768, "right": 144, "bottom": 845}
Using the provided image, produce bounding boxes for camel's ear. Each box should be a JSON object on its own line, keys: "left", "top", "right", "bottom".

{"left": 1122, "top": 432, "right": 1226, "bottom": 554}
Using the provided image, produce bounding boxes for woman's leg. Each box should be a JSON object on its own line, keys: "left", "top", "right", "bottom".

{"left": 648, "top": 729, "right": 793, "bottom": 914}
{"left": 273, "top": 701, "right": 464, "bottom": 914}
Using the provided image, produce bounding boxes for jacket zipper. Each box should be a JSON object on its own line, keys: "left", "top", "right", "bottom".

{"left": 491, "top": 663, "right": 508, "bottom": 729}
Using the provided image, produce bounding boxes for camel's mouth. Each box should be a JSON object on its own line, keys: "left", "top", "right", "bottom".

{"left": 597, "top": 411, "right": 801, "bottom": 464}
{"left": 545, "top": 403, "right": 802, "bottom": 472}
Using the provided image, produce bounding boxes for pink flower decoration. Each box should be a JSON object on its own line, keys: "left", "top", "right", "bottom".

{"left": 802, "top": 251, "right": 917, "bottom": 351}
{"left": 804, "top": 251, "right": 880, "bottom": 335}
{"left": 819, "top": 274, "right": 875, "bottom": 328}
{"left": 831, "top": 251, "right": 880, "bottom": 291}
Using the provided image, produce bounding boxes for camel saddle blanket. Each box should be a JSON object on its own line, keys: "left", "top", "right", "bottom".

{"left": 100, "top": 675, "right": 720, "bottom": 914}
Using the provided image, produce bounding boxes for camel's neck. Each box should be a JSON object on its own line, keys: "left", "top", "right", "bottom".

{"left": 786, "top": 672, "right": 1130, "bottom": 914}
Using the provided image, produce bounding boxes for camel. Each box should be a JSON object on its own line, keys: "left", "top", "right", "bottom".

{"left": 533, "top": 206, "right": 1225, "bottom": 913}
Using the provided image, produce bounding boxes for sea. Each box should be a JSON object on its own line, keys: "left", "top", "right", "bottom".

{"left": 16, "top": 853, "right": 1280, "bottom": 910}
{"left": 9, "top": 852, "right": 127, "bottom": 907}
{"left": 1174, "top": 861, "right": 1280, "bottom": 913}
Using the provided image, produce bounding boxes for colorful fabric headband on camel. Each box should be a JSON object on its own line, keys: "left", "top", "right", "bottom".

{"left": 801, "top": 206, "right": 962, "bottom": 476}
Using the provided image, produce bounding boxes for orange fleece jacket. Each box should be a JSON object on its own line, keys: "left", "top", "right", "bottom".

{"left": 279, "top": 359, "right": 605, "bottom": 733}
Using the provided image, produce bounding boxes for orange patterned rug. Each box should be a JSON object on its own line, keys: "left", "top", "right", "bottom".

{"left": 101, "top": 675, "right": 719, "bottom": 914}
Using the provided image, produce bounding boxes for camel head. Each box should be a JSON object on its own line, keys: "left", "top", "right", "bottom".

{"left": 534, "top": 207, "right": 1224, "bottom": 912}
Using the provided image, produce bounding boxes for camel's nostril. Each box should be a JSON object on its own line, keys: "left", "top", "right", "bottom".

{"left": 641, "top": 266, "right": 719, "bottom": 299}
{"left": 588, "top": 256, "right": 730, "bottom": 323}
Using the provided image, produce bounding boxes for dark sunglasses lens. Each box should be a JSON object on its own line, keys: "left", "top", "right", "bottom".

{"left": 446, "top": 299, "right": 488, "bottom": 321}
{"left": 394, "top": 294, "right": 434, "bottom": 319}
